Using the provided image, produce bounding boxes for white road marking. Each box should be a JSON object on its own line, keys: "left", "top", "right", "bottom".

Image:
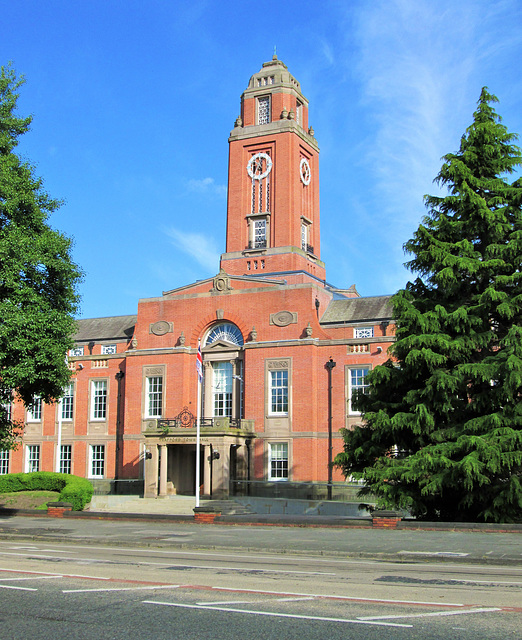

{"left": 197, "top": 600, "right": 256, "bottom": 606}
{"left": 358, "top": 607, "right": 502, "bottom": 621}
{"left": 210, "top": 586, "right": 465, "bottom": 607}
{"left": 63, "top": 584, "right": 181, "bottom": 594}
{"left": 399, "top": 551, "right": 470, "bottom": 557}
{"left": 199, "top": 596, "right": 316, "bottom": 606}
{"left": 143, "top": 600, "right": 413, "bottom": 628}
{"left": 0, "top": 575, "right": 63, "bottom": 581}
{"left": 447, "top": 578, "right": 522, "bottom": 586}
{"left": 0, "top": 567, "right": 110, "bottom": 580}
{"left": 0, "top": 585, "right": 38, "bottom": 591}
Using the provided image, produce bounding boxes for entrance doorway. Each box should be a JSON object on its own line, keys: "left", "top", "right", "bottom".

{"left": 166, "top": 444, "right": 204, "bottom": 496}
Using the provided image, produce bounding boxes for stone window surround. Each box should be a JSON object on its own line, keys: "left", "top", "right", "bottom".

{"left": 59, "top": 383, "right": 74, "bottom": 422}
{"left": 26, "top": 396, "right": 42, "bottom": 422}
{"left": 25, "top": 444, "right": 40, "bottom": 473}
{"left": 267, "top": 440, "right": 291, "bottom": 481}
{"left": 142, "top": 365, "right": 166, "bottom": 420}
{"left": 265, "top": 358, "right": 292, "bottom": 419}
{"left": 90, "top": 378, "right": 108, "bottom": 422}
{"left": 246, "top": 212, "right": 271, "bottom": 250}
{"left": 89, "top": 444, "right": 105, "bottom": 479}
{"left": 201, "top": 348, "right": 243, "bottom": 420}
{"left": 345, "top": 364, "right": 372, "bottom": 416}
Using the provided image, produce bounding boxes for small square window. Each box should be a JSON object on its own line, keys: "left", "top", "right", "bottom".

{"left": 101, "top": 344, "right": 117, "bottom": 355}
{"left": 70, "top": 346, "right": 84, "bottom": 357}
{"left": 354, "top": 327, "right": 374, "bottom": 339}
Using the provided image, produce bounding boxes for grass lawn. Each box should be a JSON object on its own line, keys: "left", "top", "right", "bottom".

{"left": 0, "top": 490, "right": 61, "bottom": 510}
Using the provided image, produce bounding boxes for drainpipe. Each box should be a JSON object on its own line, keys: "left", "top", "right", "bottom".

{"left": 115, "top": 371, "right": 124, "bottom": 482}
{"left": 325, "top": 358, "right": 336, "bottom": 501}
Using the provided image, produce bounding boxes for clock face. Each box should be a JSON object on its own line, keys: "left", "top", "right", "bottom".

{"left": 247, "top": 152, "right": 272, "bottom": 180}
{"left": 300, "top": 158, "right": 311, "bottom": 185}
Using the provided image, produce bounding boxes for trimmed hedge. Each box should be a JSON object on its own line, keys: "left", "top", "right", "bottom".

{"left": 0, "top": 472, "right": 93, "bottom": 511}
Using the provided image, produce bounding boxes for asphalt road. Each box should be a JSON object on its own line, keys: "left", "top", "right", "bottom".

{"left": 0, "top": 538, "right": 521, "bottom": 639}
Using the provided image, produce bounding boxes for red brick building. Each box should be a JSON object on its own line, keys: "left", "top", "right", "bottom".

{"left": 2, "top": 56, "right": 394, "bottom": 498}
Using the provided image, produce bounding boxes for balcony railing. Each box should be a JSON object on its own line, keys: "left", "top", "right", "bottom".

{"left": 158, "top": 416, "right": 243, "bottom": 430}
{"left": 247, "top": 240, "right": 267, "bottom": 250}
{"left": 150, "top": 407, "right": 254, "bottom": 435}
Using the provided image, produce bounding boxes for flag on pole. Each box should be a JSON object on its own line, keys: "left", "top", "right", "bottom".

{"left": 196, "top": 340, "right": 203, "bottom": 383}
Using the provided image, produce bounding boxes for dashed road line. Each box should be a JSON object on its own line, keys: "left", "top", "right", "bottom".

{"left": 142, "top": 600, "right": 413, "bottom": 628}
{"left": 358, "top": 607, "right": 502, "bottom": 621}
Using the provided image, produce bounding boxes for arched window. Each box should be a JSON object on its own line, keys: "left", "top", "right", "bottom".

{"left": 204, "top": 323, "right": 244, "bottom": 347}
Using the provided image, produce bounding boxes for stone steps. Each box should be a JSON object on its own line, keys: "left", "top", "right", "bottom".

{"left": 87, "top": 495, "right": 251, "bottom": 516}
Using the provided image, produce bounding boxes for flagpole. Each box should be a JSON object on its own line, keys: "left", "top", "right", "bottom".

{"left": 195, "top": 341, "right": 203, "bottom": 508}
{"left": 56, "top": 398, "right": 63, "bottom": 473}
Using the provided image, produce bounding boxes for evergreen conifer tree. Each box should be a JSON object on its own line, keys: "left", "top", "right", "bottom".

{"left": 335, "top": 88, "right": 522, "bottom": 523}
{"left": 0, "top": 64, "right": 82, "bottom": 449}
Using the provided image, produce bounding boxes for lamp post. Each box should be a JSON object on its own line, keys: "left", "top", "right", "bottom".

{"left": 325, "top": 358, "right": 336, "bottom": 501}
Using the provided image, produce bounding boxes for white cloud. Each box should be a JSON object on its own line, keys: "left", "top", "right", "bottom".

{"left": 164, "top": 227, "right": 220, "bottom": 272}
{"left": 186, "top": 176, "right": 227, "bottom": 198}
{"left": 331, "top": 0, "right": 522, "bottom": 294}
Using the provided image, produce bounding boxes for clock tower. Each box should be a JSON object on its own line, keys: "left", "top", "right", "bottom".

{"left": 220, "top": 56, "right": 326, "bottom": 283}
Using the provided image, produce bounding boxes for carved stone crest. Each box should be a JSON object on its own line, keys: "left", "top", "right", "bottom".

{"left": 150, "top": 320, "right": 173, "bottom": 336}
{"left": 268, "top": 360, "right": 290, "bottom": 370}
{"left": 212, "top": 270, "right": 232, "bottom": 294}
{"left": 270, "top": 311, "right": 297, "bottom": 327}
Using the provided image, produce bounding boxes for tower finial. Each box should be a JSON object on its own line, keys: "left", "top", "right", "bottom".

{"left": 273, "top": 45, "right": 277, "bottom": 60}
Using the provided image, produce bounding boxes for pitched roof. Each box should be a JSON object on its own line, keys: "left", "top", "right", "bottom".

{"left": 320, "top": 295, "right": 393, "bottom": 325}
{"left": 74, "top": 315, "right": 137, "bottom": 342}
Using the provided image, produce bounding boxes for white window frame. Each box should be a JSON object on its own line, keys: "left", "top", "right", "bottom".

{"left": 296, "top": 100, "right": 303, "bottom": 126}
{"left": 59, "top": 444, "right": 72, "bottom": 474}
{"left": 90, "top": 444, "right": 105, "bottom": 478}
{"left": 0, "top": 450, "right": 9, "bottom": 475}
{"left": 348, "top": 367, "right": 370, "bottom": 415}
{"left": 90, "top": 380, "right": 107, "bottom": 421}
{"left": 2, "top": 390, "right": 12, "bottom": 423}
{"left": 27, "top": 396, "right": 42, "bottom": 422}
{"left": 268, "top": 442, "right": 289, "bottom": 481}
{"left": 212, "top": 362, "right": 233, "bottom": 418}
{"left": 253, "top": 217, "right": 267, "bottom": 248}
{"left": 101, "top": 344, "right": 117, "bottom": 355}
{"left": 257, "top": 95, "right": 271, "bottom": 124}
{"left": 354, "top": 326, "right": 374, "bottom": 339}
{"left": 269, "top": 369, "right": 289, "bottom": 415}
{"left": 146, "top": 376, "right": 163, "bottom": 418}
{"left": 26, "top": 445, "right": 40, "bottom": 473}
{"left": 70, "top": 346, "right": 84, "bottom": 357}
{"left": 61, "top": 383, "right": 74, "bottom": 421}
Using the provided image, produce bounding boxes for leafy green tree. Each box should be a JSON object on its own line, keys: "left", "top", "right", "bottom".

{"left": 0, "top": 63, "right": 82, "bottom": 450}
{"left": 335, "top": 88, "right": 522, "bottom": 523}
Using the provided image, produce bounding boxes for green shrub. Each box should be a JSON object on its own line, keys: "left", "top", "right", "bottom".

{"left": 0, "top": 472, "right": 93, "bottom": 511}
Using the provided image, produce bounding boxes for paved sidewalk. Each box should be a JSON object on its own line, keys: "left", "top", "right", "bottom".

{"left": 0, "top": 513, "right": 520, "bottom": 566}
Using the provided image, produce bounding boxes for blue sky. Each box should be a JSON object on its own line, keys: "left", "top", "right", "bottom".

{"left": 2, "top": 0, "right": 522, "bottom": 319}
